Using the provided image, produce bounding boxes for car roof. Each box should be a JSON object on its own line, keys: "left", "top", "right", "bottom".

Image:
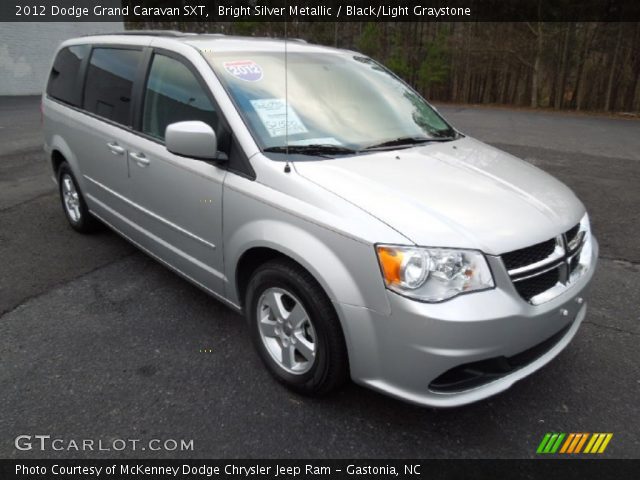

{"left": 79, "top": 31, "right": 352, "bottom": 55}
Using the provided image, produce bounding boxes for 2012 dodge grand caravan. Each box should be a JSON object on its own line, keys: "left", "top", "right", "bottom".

{"left": 43, "top": 32, "right": 597, "bottom": 407}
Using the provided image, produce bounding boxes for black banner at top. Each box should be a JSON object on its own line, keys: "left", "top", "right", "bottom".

{"left": 3, "top": 0, "right": 640, "bottom": 22}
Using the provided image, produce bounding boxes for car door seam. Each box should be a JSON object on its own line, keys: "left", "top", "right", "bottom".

{"left": 83, "top": 173, "right": 217, "bottom": 250}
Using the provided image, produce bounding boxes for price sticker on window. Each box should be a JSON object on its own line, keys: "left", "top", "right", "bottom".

{"left": 250, "top": 98, "right": 308, "bottom": 137}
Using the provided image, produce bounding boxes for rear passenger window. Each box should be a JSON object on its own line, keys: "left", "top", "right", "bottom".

{"left": 142, "top": 54, "right": 217, "bottom": 140}
{"left": 83, "top": 48, "right": 142, "bottom": 126}
{"left": 47, "top": 45, "right": 89, "bottom": 106}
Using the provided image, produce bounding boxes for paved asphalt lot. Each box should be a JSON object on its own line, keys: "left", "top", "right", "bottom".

{"left": 0, "top": 96, "right": 639, "bottom": 459}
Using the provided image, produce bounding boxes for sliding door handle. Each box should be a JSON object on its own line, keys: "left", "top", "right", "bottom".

{"left": 107, "top": 142, "right": 125, "bottom": 155}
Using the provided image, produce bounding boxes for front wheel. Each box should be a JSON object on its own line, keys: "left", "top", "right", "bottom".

{"left": 245, "top": 260, "right": 349, "bottom": 395}
{"left": 57, "top": 162, "right": 101, "bottom": 233}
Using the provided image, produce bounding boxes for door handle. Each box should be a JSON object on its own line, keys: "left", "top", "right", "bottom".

{"left": 107, "top": 142, "right": 125, "bottom": 155}
{"left": 130, "top": 152, "right": 150, "bottom": 167}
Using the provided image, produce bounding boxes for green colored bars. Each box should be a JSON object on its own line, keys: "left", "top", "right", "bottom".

{"left": 536, "top": 433, "right": 552, "bottom": 454}
{"left": 536, "top": 433, "right": 613, "bottom": 454}
{"left": 537, "top": 433, "right": 566, "bottom": 454}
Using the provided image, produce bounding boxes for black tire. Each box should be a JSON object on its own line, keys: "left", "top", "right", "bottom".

{"left": 57, "top": 162, "right": 101, "bottom": 233}
{"left": 245, "top": 259, "right": 349, "bottom": 395}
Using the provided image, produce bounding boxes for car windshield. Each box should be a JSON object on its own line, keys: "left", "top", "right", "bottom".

{"left": 203, "top": 50, "right": 456, "bottom": 153}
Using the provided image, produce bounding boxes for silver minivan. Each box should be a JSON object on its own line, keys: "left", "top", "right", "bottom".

{"left": 43, "top": 32, "right": 597, "bottom": 407}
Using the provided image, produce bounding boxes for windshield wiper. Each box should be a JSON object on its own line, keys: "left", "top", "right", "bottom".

{"left": 363, "top": 136, "right": 455, "bottom": 151}
{"left": 263, "top": 144, "right": 357, "bottom": 156}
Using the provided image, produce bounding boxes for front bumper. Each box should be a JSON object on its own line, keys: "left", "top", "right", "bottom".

{"left": 339, "top": 237, "right": 598, "bottom": 408}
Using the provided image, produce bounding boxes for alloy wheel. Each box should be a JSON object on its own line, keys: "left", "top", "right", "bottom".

{"left": 61, "top": 174, "right": 81, "bottom": 223}
{"left": 257, "top": 287, "right": 317, "bottom": 375}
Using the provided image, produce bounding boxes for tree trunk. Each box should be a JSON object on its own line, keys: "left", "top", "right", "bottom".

{"left": 571, "top": 23, "right": 597, "bottom": 110}
{"left": 462, "top": 24, "right": 472, "bottom": 103}
{"left": 531, "top": 55, "right": 540, "bottom": 107}
{"left": 604, "top": 25, "right": 623, "bottom": 111}
{"left": 530, "top": 22, "right": 543, "bottom": 108}
{"left": 554, "top": 23, "right": 572, "bottom": 109}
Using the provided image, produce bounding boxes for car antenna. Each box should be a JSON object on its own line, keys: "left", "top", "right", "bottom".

{"left": 283, "top": 6, "right": 291, "bottom": 173}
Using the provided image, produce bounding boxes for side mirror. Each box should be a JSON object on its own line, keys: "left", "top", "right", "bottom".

{"left": 165, "top": 121, "right": 225, "bottom": 161}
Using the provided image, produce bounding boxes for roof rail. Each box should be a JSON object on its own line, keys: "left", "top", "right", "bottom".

{"left": 83, "top": 30, "right": 196, "bottom": 38}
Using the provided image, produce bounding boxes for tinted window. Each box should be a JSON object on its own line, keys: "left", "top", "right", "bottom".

{"left": 142, "top": 54, "right": 217, "bottom": 140}
{"left": 47, "top": 45, "right": 89, "bottom": 106}
{"left": 83, "top": 48, "right": 141, "bottom": 125}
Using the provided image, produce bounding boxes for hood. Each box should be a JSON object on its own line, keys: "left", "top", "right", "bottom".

{"left": 294, "top": 137, "right": 584, "bottom": 255}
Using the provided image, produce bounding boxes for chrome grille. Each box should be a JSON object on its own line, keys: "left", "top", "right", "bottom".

{"left": 568, "top": 255, "right": 580, "bottom": 276}
{"left": 513, "top": 267, "right": 560, "bottom": 302}
{"left": 502, "top": 238, "right": 557, "bottom": 271}
{"left": 565, "top": 225, "right": 580, "bottom": 247}
{"left": 503, "top": 222, "right": 586, "bottom": 304}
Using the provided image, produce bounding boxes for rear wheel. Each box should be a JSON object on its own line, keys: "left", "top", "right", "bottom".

{"left": 57, "top": 162, "right": 100, "bottom": 233}
{"left": 245, "top": 259, "right": 349, "bottom": 395}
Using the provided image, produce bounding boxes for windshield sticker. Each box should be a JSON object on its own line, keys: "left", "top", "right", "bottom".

{"left": 250, "top": 99, "right": 308, "bottom": 137}
{"left": 223, "top": 60, "right": 263, "bottom": 82}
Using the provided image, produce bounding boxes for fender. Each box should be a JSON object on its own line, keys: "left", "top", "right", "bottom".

{"left": 225, "top": 218, "right": 391, "bottom": 316}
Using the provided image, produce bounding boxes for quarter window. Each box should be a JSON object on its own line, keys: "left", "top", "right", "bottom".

{"left": 142, "top": 54, "right": 217, "bottom": 140}
{"left": 47, "top": 45, "right": 89, "bottom": 106}
{"left": 83, "top": 48, "right": 142, "bottom": 126}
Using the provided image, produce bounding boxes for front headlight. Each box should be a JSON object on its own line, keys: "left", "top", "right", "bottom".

{"left": 376, "top": 245, "right": 494, "bottom": 302}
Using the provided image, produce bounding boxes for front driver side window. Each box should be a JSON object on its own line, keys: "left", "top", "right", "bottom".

{"left": 142, "top": 54, "right": 218, "bottom": 140}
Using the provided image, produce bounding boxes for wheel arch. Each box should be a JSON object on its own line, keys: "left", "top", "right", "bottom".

{"left": 235, "top": 246, "right": 288, "bottom": 310}
{"left": 49, "top": 135, "right": 83, "bottom": 187}
{"left": 51, "top": 149, "right": 66, "bottom": 177}
{"left": 227, "top": 222, "right": 381, "bottom": 313}
{"left": 233, "top": 242, "right": 351, "bottom": 311}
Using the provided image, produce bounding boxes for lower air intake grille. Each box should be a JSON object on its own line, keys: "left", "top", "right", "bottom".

{"left": 429, "top": 322, "right": 572, "bottom": 393}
